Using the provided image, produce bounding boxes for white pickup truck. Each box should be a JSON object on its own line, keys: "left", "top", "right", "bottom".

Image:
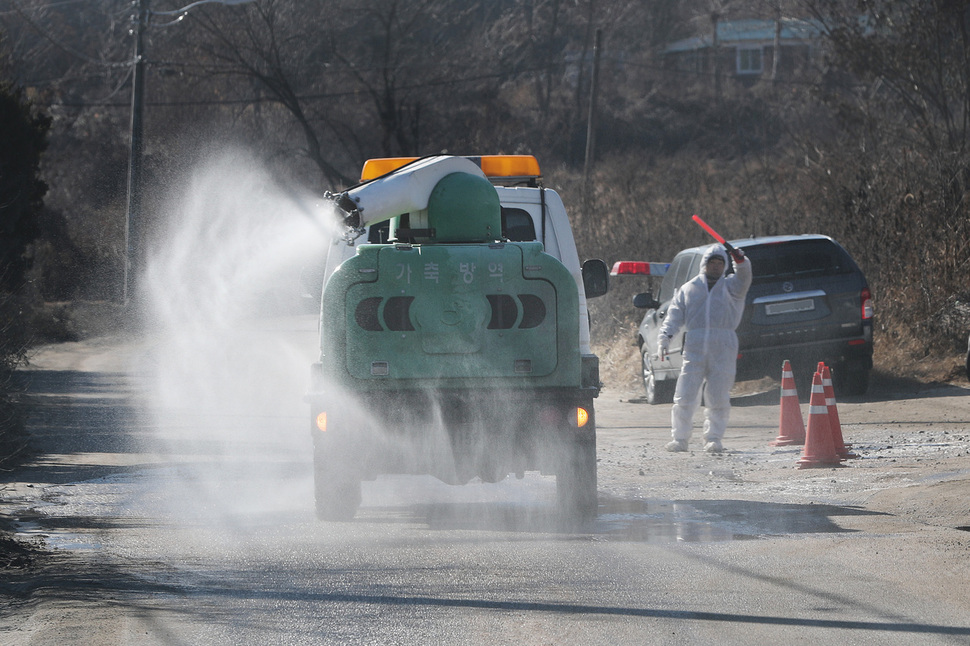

{"left": 308, "top": 155, "right": 609, "bottom": 520}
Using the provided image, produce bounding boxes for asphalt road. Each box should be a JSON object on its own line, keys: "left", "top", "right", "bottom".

{"left": 2, "top": 318, "right": 970, "bottom": 645}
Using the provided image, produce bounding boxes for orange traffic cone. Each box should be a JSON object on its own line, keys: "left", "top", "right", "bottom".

{"left": 770, "top": 360, "right": 805, "bottom": 446}
{"left": 821, "top": 365, "right": 858, "bottom": 459}
{"left": 796, "top": 371, "right": 843, "bottom": 469}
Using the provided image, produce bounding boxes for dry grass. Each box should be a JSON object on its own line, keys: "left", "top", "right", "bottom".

{"left": 873, "top": 331, "right": 967, "bottom": 384}
{"left": 594, "top": 317, "right": 970, "bottom": 399}
{"left": 548, "top": 131, "right": 970, "bottom": 394}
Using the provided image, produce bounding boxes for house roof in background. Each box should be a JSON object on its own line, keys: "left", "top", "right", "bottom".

{"left": 664, "top": 18, "right": 822, "bottom": 53}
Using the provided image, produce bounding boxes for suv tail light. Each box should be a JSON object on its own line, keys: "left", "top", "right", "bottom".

{"left": 861, "top": 287, "right": 873, "bottom": 320}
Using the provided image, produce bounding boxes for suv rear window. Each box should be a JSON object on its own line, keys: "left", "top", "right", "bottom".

{"left": 658, "top": 252, "right": 695, "bottom": 302}
{"left": 744, "top": 239, "right": 855, "bottom": 284}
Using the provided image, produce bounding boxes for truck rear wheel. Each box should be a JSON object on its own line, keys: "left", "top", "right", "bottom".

{"left": 556, "top": 431, "right": 597, "bottom": 520}
{"left": 313, "top": 440, "right": 362, "bottom": 521}
{"left": 314, "top": 464, "right": 361, "bottom": 521}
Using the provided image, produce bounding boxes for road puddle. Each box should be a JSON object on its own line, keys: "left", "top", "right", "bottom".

{"left": 353, "top": 475, "right": 885, "bottom": 541}
{"left": 394, "top": 493, "right": 881, "bottom": 542}
{"left": 594, "top": 499, "right": 754, "bottom": 542}
{"left": 393, "top": 498, "right": 757, "bottom": 541}
{"left": 592, "top": 496, "right": 884, "bottom": 542}
{"left": 14, "top": 521, "right": 104, "bottom": 552}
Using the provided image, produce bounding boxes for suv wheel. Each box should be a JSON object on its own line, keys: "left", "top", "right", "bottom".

{"left": 834, "top": 360, "right": 870, "bottom": 397}
{"left": 642, "top": 348, "right": 676, "bottom": 405}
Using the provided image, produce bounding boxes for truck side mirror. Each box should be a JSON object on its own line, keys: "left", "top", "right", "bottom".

{"left": 582, "top": 258, "right": 610, "bottom": 298}
{"left": 633, "top": 292, "right": 660, "bottom": 310}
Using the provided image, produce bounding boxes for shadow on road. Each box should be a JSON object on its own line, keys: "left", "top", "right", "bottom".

{"left": 10, "top": 370, "right": 148, "bottom": 458}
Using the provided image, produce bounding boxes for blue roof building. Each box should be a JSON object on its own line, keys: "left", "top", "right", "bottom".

{"left": 663, "top": 18, "right": 822, "bottom": 80}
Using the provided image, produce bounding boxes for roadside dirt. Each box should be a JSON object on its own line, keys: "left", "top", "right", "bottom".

{"left": 585, "top": 325, "right": 970, "bottom": 542}
{"left": 593, "top": 369, "right": 970, "bottom": 536}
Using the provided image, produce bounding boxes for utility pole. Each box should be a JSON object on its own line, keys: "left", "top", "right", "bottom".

{"left": 124, "top": 0, "right": 148, "bottom": 305}
{"left": 122, "top": 0, "right": 254, "bottom": 305}
{"left": 582, "top": 27, "right": 603, "bottom": 219}
{"left": 771, "top": 5, "right": 782, "bottom": 83}
{"left": 711, "top": 10, "right": 721, "bottom": 105}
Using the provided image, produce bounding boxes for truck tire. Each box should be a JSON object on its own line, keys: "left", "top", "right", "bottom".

{"left": 642, "top": 349, "right": 675, "bottom": 405}
{"left": 556, "top": 430, "right": 597, "bottom": 520}
{"left": 313, "top": 446, "right": 362, "bottom": 522}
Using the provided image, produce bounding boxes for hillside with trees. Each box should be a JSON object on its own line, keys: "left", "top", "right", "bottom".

{"left": 0, "top": 74, "right": 49, "bottom": 466}
{"left": 0, "top": 0, "right": 967, "bottom": 393}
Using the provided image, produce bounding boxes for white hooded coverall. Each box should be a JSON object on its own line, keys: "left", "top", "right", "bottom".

{"left": 659, "top": 244, "right": 753, "bottom": 443}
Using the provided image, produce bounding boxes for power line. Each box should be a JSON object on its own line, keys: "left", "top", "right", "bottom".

{"left": 51, "top": 68, "right": 519, "bottom": 109}
{"left": 4, "top": 0, "right": 133, "bottom": 68}
{"left": 0, "top": 0, "right": 90, "bottom": 15}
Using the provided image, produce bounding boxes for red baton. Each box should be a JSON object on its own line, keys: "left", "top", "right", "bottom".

{"left": 692, "top": 215, "right": 744, "bottom": 263}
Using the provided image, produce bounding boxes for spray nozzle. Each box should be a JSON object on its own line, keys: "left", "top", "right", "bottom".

{"left": 324, "top": 190, "right": 365, "bottom": 245}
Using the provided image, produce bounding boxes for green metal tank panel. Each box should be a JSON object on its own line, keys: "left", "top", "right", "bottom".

{"left": 321, "top": 241, "right": 581, "bottom": 389}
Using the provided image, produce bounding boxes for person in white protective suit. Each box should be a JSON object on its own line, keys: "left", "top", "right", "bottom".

{"left": 658, "top": 243, "right": 752, "bottom": 453}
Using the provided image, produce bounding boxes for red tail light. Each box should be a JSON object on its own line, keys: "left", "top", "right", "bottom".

{"left": 610, "top": 261, "right": 669, "bottom": 276}
{"left": 861, "top": 287, "right": 873, "bottom": 320}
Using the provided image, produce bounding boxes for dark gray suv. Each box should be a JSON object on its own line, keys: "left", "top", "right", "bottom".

{"left": 627, "top": 234, "right": 874, "bottom": 402}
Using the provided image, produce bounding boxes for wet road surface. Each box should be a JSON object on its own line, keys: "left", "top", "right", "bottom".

{"left": 3, "top": 328, "right": 970, "bottom": 644}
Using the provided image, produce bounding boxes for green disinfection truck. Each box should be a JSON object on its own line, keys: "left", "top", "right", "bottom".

{"left": 308, "top": 155, "right": 609, "bottom": 521}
